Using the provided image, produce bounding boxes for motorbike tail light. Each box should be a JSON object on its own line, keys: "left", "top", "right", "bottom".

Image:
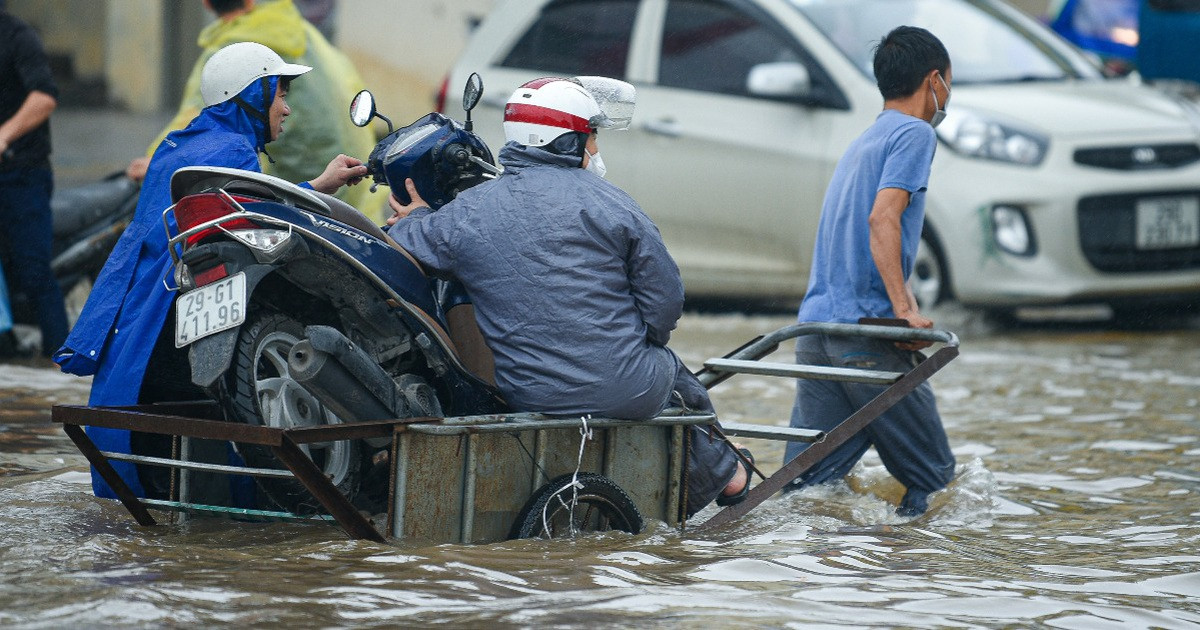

{"left": 434, "top": 74, "right": 449, "bottom": 113}
{"left": 193, "top": 263, "right": 229, "bottom": 287}
{"left": 174, "top": 193, "right": 259, "bottom": 246}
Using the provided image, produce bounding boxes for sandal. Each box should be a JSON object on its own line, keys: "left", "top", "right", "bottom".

{"left": 716, "top": 447, "right": 754, "bottom": 507}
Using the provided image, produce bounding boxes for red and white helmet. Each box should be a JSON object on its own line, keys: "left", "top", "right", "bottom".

{"left": 503, "top": 77, "right": 611, "bottom": 147}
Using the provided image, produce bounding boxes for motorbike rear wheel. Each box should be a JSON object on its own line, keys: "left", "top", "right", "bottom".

{"left": 222, "top": 310, "right": 362, "bottom": 514}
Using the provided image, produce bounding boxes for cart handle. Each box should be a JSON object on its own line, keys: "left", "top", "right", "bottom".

{"left": 696, "top": 322, "right": 958, "bottom": 388}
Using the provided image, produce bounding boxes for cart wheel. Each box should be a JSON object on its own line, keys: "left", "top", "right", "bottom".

{"left": 509, "top": 472, "right": 643, "bottom": 540}
{"left": 222, "top": 310, "right": 361, "bottom": 515}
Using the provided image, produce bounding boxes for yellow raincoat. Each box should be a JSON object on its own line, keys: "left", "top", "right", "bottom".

{"left": 147, "top": 0, "right": 383, "bottom": 218}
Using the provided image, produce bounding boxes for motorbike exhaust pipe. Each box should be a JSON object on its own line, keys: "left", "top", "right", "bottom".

{"left": 288, "top": 326, "right": 405, "bottom": 446}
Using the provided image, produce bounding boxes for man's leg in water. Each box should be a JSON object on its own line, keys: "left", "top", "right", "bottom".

{"left": 819, "top": 335, "right": 955, "bottom": 515}
{"left": 784, "top": 334, "right": 872, "bottom": 490}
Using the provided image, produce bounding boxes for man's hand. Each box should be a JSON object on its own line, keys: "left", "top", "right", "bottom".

{"left": 386, "top": 179, "right": 428, "bottom": 226}
{"left": 895, "top": 283, "right": 934, "bottom": 350}
{"left": 308, "top": 154, "right": 368, "bottom": 194}
{"left": 125, "top": 156, "right": 150, "bottom": 182}
{"left": 0, "top": 137, "right": 9, "bottom": 163}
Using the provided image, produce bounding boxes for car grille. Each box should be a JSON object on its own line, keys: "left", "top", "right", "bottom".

{"left": 1078, "top": 191, "right": 1200, "bottom": 272}
{"left": 1074, "top": 143, "right": 1200, "bottom": 170}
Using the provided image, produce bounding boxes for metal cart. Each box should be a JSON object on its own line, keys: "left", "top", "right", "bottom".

{"left": 52, "top": 322, "right": 958, "bottom": 543}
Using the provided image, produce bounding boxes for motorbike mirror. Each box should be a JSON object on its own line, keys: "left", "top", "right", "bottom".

{"left": 463, "top": 72, "right": 483, "bottom": 131}
{"left": 349, "top": 90, "right": 376, "bottom": 127}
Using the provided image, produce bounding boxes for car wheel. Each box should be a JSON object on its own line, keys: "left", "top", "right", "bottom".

{"left": 911, "top": 229, "right": 950, "bottom": 309}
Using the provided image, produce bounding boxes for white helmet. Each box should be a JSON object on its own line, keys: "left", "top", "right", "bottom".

{"left": 503, "top": 77, "right": 613, "bottom": 147}
{"left": 200, "top": 42, "right": 312, "bottom": 107}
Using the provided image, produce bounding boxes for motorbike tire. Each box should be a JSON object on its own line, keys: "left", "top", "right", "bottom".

{"left": 509, "top": 472, "right": 643, "bottom": 540}
{"left": 222, "top": 309, "right": 362, "bottom": 515}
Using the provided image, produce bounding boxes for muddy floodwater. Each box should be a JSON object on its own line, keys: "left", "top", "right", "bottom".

{"left": 2, "top": 309, "right": 1199, "bottom": 628}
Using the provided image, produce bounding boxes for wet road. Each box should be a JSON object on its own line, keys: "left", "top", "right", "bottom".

{"left": 2, "top": 308, "right": 1199, "bottom": 628}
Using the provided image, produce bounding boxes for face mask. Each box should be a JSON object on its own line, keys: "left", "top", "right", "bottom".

{"left": 585, "top": 147, "right": 607, "bottom": 178}
{"left": 930, "top": 73, "right": 950, "bottom": 129}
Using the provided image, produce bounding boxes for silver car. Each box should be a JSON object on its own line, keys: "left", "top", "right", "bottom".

{"left": 448, "top": 0, "right": 1200, "bottom": 314}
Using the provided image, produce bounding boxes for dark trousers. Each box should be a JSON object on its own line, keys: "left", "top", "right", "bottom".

{"left": 785, "top": 334, "right": 955, "bottom": 497}
{"left": 0, "top": 166, "right": 68, "bottom": 355}
{"left": 667, "top": 357, "right": 740, "bottom": 517}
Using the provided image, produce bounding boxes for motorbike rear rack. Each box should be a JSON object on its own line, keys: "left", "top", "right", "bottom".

{"left": 52, "top": 322, "right": 957, "bottom": 542}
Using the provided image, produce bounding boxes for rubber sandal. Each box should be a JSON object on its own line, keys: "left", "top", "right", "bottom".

{"left": 716, "top": 448, "right": 754, "bottom": 507}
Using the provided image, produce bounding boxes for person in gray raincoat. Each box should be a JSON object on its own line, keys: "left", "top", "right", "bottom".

{"left": 387, "top": 77, "right": 748, "bottom": 516}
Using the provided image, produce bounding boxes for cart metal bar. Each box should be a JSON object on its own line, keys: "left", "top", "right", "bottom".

{"left": 61, "top": 423, "right": 158, "bottom": 527}
{"left": 286, "top": 416, "right": 437, "bottom": 443}
{"left": 696, "top": 342, "right": 960, "bottom": 532}
{"left": 405, "top": 413, "right": 716, "bottom": 435}
{"left": 268, "top": 434, "right": 387, "bottom": 542}
{"left": 100, "top": 451, "right": 296, "bottom": 479}
{"left": 53, "top": 405, "right": 283, "bottom": 446}
{"left": 696, "top": 322, "right": 958, "bottom": 389}
{"left": 704, "top": 358, "right": 903, "bottom": 385}
{"left": 141, "top": 499, "right": 337, "bottom": 522}
{"left": 718, "top": 422, "right": 825, "bottom": 443}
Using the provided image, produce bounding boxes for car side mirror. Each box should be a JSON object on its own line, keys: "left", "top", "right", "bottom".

{"left": 746, "top": 62, "right": 812, "bottom": 99}
{"left": 350, "top": 90, "right": 376, "bottom": 127}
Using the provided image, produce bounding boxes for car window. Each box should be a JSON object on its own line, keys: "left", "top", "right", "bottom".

{"left": 790, "top": 0, "right": 1099, "bottom": 83}
{"left": 500, "top": 0, "right": 639, "bottom": 77}
{"left": 659, "top": 0, "right": 803, "bottom": 97}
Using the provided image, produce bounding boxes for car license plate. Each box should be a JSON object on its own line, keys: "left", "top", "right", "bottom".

{"left": 1135, "top": 196, "right": 1200, "bottom": 250}
{"left": 175, "top": 272, "right": 247, "bottom": 347}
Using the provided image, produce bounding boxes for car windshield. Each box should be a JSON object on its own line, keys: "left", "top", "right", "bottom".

{"left": 789, "top": 0, "right": 1101, "bottom": 84}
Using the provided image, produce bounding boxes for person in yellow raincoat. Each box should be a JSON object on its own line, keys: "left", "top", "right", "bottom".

{"left": 127, "top": 0, "right": 383, "bottom": 218}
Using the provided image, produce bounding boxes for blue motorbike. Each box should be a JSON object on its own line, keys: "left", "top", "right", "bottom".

{"left": 161, "top": 74, "right": 503, "bottom": 513}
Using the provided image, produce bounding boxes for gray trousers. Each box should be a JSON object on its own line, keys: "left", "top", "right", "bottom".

{"left": 784, "top": 334, "right": 955, "bottom": 497}
{"left": 665, "top": 355, "right": 740, "bottom": 517}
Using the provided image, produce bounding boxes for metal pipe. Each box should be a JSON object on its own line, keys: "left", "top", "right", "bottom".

{"left": 407, "top": 414, "right": 716, "bottom": 435}
{"left": 100, "top": 450, "right": 294, "bottom": 478}
{"left": 391, "top": 433, "right": 410, "bottom": 539}
{"left": 461, "top": 434, "right": 477, "bottom": 544}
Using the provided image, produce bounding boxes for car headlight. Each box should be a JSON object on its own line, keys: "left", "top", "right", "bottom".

{"left": 937, "top": 109, "right": 1049, "bottom": 166}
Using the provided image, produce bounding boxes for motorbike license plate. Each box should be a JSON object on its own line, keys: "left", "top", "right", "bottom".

{"left": 1135, "top": 196, "right": 1200, "bottom": 250}
{"left": 174, "top": 272, "right": 247, "bottom": 347}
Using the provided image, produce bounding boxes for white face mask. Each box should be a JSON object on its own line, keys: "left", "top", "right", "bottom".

{"left": 585, "top": 147, "right": 607, "bottom": 178}
{"left": 930, "top": 73, "right": 950, "bottom": 129}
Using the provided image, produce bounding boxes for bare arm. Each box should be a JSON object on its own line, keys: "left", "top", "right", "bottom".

{"left": 868, "top": 187, "right": 933, "bottom": 348}
{"left": 0, "top": 90, "right": 56, "bottom": 160}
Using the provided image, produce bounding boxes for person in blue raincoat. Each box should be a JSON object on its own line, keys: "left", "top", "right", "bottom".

{"left": 387, "top": 77, "right": 749, "bottom": 517}
{"left": 54, "top": 41, "right": 368, "bottom": 499}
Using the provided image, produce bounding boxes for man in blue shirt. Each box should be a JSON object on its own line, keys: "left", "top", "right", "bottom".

{"left": 785, "top": 26, "right": 955, "bottom": 517}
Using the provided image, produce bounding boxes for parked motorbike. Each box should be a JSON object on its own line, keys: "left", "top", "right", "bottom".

{"left": 2, "top": 172, "right": 138, "bottom": 343}
{"left": 160, "top": 74, "right": 504, "bottom": 514}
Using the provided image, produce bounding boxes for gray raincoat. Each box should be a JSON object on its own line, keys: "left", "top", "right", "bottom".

{"left": 388, "top": 142, "right": 737, "bottom": 514}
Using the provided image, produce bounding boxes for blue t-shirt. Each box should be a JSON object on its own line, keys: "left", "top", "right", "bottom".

{"left": 797, "top": 109, "right": 936, "bottom": 324}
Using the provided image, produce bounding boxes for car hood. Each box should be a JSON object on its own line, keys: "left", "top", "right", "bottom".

{"left": 953, "top": 80, "right": 1200, "bottom": 140}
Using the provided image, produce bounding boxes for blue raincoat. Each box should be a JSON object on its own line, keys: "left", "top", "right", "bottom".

{"left": 55, "top": 77, "right": 280, "bottom": 498}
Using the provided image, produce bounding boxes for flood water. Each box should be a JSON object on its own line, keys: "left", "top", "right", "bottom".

{"left": 2, "top": 309, "right": 1199, "bottom": 628}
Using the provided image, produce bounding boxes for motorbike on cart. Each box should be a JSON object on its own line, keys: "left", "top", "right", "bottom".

{"left": 159, "top": 74, "right": 503, "bottom": 514}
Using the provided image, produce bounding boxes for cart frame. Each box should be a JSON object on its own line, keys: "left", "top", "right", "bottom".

{"left": 52, "top": 322, "right": 958, "bottom": 541}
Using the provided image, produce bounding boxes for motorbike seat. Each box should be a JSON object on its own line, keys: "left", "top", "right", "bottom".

{"left": 51, "top": 174, "right": 138, "bottom": 239}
